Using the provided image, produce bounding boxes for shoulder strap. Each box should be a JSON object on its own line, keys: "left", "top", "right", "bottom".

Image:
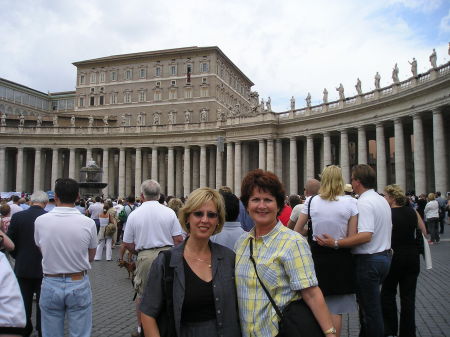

{"left": 249, "top": 239, "right": 283, "bottom": 319}
{"left": 307, "top": 195, "right": 316, "bottom": 243}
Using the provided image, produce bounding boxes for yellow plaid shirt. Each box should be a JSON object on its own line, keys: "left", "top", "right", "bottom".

{"left": 234, "top": 222, "right": 318, "bottom": 337}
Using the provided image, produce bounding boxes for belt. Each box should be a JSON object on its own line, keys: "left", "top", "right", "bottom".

{"left": 356, "top": 249, "right": 393, "bottom": 257}
{"left": 44, "top": 271, "right": 87, "bottom": 278}
{"left": 138, "top": 245, "right": 172, "bottom": 253}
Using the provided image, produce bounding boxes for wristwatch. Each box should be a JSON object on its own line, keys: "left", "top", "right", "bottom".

{"left": 324, "top": 327, "right": 337, "bottom": 335}
{"left": 333, "top": 240, "right": 339, "bottom": 249}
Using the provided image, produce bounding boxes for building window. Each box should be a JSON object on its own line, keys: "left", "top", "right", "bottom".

{"left": 202, "top": 77, "right": 207, "bottom": 84}
{"left": 139, "top": 68, "right": 146, "bottom": 79}
{"left": 100, "top": 72, "right": 105, "bottom": 83}
{"left": 170, "top": 65, "right": 177, "bottom": 76}
{"left": 125, "top": 69, "right": 132, "bottom": 81}
{"left": 139, "top": 91, "right": 146, "bottom": 102}
{"left": 110, "top": 93, "right": 118, "bottom": 104}
{"left": 171, "top": 80, "right": 176, "bottom": 86}
{"left": 200, "top": 87, "right": 209, "bottom": 97}
{"left": 200, "top": 62, "right": 209, "bottom": 73}
{"left": 90, "top": 73, "right": 96, "bottom": 84}
{"left": 79, "top": 97, "right": 84, "bottom": 107}
{"left": 111, "top": 71, "right": 117, "bottom": 81}
{"left": 155, "top": 67, "right": 161, "bottom": 77}
{"left": 156, "top": 81, "right": 161, "bottom": 87}
{"left": 184, "top": 88, "right": 192, "bottom": 99}
{"left": 90, "top": 96, "right": 95, "bottom": 106}
{"left": 124, "top": 92, "right": 131, "bottom": 103}
{"left": 79, "top": 75, "right": 85, "bottom": 85}
{"left": 154, "top": 90, "right": 162, "bottom": 101}
{"left": 169, "top": 89, "right": 177, "bottom": 100}
{"left": 99, "top": 96, "right": 104, "bottom": 105}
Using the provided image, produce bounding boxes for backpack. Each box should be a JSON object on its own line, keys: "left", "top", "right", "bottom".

{"left": 118, "top": 204, "right": 134, "bottom": 223}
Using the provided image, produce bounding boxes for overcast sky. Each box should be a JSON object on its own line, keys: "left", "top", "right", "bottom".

{"left": 0, "top": 0, "right": 449, "bottom": 112}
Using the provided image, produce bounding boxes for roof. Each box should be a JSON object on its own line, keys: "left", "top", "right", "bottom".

{"left": 72, "top": 46, "right": 254, "bottom": 86}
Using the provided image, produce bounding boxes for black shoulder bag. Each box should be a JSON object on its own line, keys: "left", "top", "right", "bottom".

{"left": 248, "top": 239, "right": 323, "bottom": 337}
{"left": 306, "top": 195, "right": 316, "bottom": 244}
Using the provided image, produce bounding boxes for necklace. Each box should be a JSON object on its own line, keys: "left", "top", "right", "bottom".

{"left": 184, "top": 248, "right": 212, "bottom": 268}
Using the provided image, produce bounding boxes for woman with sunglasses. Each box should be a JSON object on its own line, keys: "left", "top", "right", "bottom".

{"left": 235, "top": 169, "right": 336, "bottom": 337}
{"left": 140, "top": 187, "right": 241, "bottom": 337}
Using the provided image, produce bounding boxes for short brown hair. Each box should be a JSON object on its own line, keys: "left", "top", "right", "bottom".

{"left": 0, "top": 204, "right": 11, "bottom": 217}
{"left": 352, "top": 164, "right": 376, "bottom": 189}
{"left": 240, "top": 169, "right": 285, "bottom": 214}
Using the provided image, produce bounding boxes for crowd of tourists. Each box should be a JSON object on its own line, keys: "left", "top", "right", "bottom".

{"left": 0, "top": 164, "right": 449, "bottom": 337}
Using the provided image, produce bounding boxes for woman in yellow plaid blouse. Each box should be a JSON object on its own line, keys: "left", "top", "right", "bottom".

{"left": 235, "top": 169, "right": 336, "bottom": 337}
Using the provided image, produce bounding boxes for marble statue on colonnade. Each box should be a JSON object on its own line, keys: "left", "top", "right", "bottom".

{"left": 137, "top": 112, "right": 143, "bottom": 126}
{"left": 409, "top": 58, "right": 418, "bottom": 77}
{"left": 323, "top": 88, "right": 328, "bottom": 104}
{"left": 184, "top": 110, "right": 191, "bottom": 123}
{"left": 168, "top": 111, "right": 175, "bottom": 124}
{"left": 200, "top": 108, "right": 208, "bottom": 122}
{"left": 374, "top": 72, "right": 381, "bottom": 89}
{"left": 392, "top": 63, "right": 400, "bottom": 83}
{"left": 88, "top": 115, "right": 94, "bottom": 127}
{"left": 53, "top": 115, "right": 58, "bottom": 127}
{"left": 19, "top": 113, "right": 25, "bottom": 127}
{"left": 36, "top": 114, "right": 42, "bottom": 127}
{"left": 103, "top": 115, "right": 109, "bottom": 126}
{"left": 336, "top": 83, "right": 345, "bottom": 100}
{"left": 429, "top": 49, "right": 437, "bottom": 68}
{"left": 1, "top": 112, "right": 6, "bottom": 126}
{"left": 153, "top": 112, "right": 161, "bottom": 125}
{"left": 70, "top": 115, "right": 75, "bottom": 127}
{"left": 305, "top": 93, "right": 311, "bottom": 107}
{"left": 266, "top": 97, "right": 272, "bottom": 112}
{"left": 355, "top": 78, "right": 362, "bottom": 95}
{"left": 290, "top": 96, "right": 295, "bottom": 110}
{"left": 260, "top": 98, "right": 265, "bottom": 112}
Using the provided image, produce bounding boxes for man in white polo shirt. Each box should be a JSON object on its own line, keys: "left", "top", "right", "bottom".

{"left": 318, "top": 164, "right": 392, "bottom": 337}
{"left": 123, "top": 179, "right": 183, "bottom": 337}
{"left": 34, "top": 178, "right": 97, "bottom": 337}
{"left": 86, "top": 196, "right": 103, "bottom": 233}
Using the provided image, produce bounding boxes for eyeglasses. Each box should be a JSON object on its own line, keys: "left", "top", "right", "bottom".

{"left": 192, "top": 211, "right": 219, "bottom": 219}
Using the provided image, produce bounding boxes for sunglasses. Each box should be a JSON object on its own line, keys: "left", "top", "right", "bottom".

{"left": 192, "top": 211, "right": 219, "bottom": 219}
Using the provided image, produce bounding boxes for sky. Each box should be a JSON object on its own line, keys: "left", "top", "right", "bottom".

{"left": 0, "top": 0, "right": 449, "bottom": 112}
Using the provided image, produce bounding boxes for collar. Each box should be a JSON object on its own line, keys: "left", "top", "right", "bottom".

{"left": 49, "top": 207, "right": 82, "bottom": 214}
{"left": 223, "top": 221, "right": 242, "bottom": 228}
{"left": 248, "top": 221, "right": 283, "bottom": 247}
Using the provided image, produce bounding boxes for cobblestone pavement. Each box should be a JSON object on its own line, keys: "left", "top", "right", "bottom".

{"left": 33, "top": 228, "right": 450, "bottom": 336}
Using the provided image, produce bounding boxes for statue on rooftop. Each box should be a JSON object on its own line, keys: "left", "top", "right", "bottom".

{"left": 266, "top": 97, "right": 272, "bottom": 112}
{"left": 70, "top": 115, "right": 76, "bottom": 127}
{"left": 336, "top": 83, "right": 345, "bottom": 100}
{"left": 392, "top": 63, "right": 400, "bottom": 83}
{"left": 409, "top": 58, "right": 418, "bottom": 77}
{"left": 290, "top": 96, "right": 295, "bottom": 110}
{"left": 374, "top": 72, "right": 381, "bottom": 89}
{"left": 323, "top": 88, "right": 329, "bottom": 104}
{"left": 429, "top": 48, "right": 437, "bottom": 68}
{"left": 355, "top": 78, "right": 362, "bottom": 95}
{"left": 305, "top": 93, "right": 311, "bottom": 107}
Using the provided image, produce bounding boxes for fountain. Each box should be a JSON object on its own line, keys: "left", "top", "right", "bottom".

{"left": 78, "top": 160, "right": 107, "bottom": 198}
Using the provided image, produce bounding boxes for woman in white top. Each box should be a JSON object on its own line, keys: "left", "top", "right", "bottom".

{"left": 94, "top": 202, "right": 117, "bottom": 261}
{"left": 294, "top": 165, "right": 358, "bottom": 337}
{"left": 424, "top": 193, "right": 440, "bottom": 244}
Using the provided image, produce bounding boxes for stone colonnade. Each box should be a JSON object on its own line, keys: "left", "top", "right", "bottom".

{"left": 0, "top": 108, "right": 448, "bottom": 197}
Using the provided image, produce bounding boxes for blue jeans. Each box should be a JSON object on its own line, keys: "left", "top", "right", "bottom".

{"left": 39, "top": 275, "right": 92, "bottom": 337}
{"left": 355, "top": 251, "right": 392, "bottom": 337}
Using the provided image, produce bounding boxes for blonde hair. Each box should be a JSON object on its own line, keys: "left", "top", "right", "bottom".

{"left": 319, "top": 165, "right": 344, "bottom": 201}
{"left": 168, "top": 198, "right": 184, "bottom": 217}
{"left": 178, "top": 188, "right": 225, "bottom": 234}
{"left": 384, "top": 184, "right": 407, "bottom": 206}
{"left": 428, "top": 193, "right": 435, "bottom": 201}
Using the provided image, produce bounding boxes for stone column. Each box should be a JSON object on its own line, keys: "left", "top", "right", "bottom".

{"left": 68, "top": 148, "right": 76, "bottom": 179}
{"left": 275, "top": 139, "right": 283, "bottom": 179}
{"left": 216, "top": 145, "right": 223, "bottom": 189}
{"left": 151, "top": 147, "right": 158, "bottom": 181}
{"left": 258, "top": 139, "right": 266, "bottom": 170}
{"left": 208, "top": 147, "right": 216, "bottom": 188}
{"left": 15, "top": 147, "right": 24, "bottom": 192}
{"left": 376, "top": 123, "right": 387, "bottom": 191}
{"left": 51, "top": 148, "right": 59, "bottom": 191}
{"left": 289, "top": 137, "right": 298, "bottom": 195}
{"left": 125, "top": 150, "right": 132, "bottom": 197}
{"left": 226, "top": 142, "right": 234, "bottom": 190}
{"left": 183, "top": 146, "right": 191, "bottom": 197}
{"left": 167, "top": 147, "right": 175, "bottom": 196}
{"left": 102, "top": 148, "right": 109, "bottom": 197}
{"left": 159, "top": 150, "right": 166, "bottom": 194}
{"left": 86, "top": 148, "right": 92, "bottom": 163}
{"left": 176, "top": 149, "right": 183, "bottom": 196}
{"left": 394, "top": 118, "right": 406, "bottom": 190}
{"left": 0, "top": 147, "right": 5, "bottom": 192}
{"left": 33, "top": 148, "right": 42, "bottom": 192}
{"left": 432, "top": 109, "right": 448, "bottom": 192}
{"left": 412, "top": 113, "right": 426, "bottom": 195}
{"left": 357, "top": 126, "right": 368, "bottom": 164}
{"left": 266, "top": 139, "right": 275, "bottom": 173}
{"left": 306, "top": 135, "right": 314, "bottom": 179}
{"left": 200, "top": 145, "right": 207, "bottom": 187}
{"left": 109, "top": 150, "right": 115, "bottom": 197}
{"left": 132, "top": 148, "right": 140, "bottom": 197}
{"left": 323, "top": 132, "right": 331, "bottom": 169}
{"left": 118, "top": 148, "right": 125, "bottom": 198}
{"left": 192, "top": 148, "right": 200, "bottom": 189}
{"left": 142, "top": 149, "right": 149, "bottom": 181}
{"left": 340, "top": 130, "right": 350, "bottom": 184}
{"left": 234, "top": 141, "right": 242, "bottom": 196}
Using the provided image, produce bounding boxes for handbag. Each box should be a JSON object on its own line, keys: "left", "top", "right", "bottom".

{"left": 104, "top": 223, "right": 116, "bottom": 237}
{"left": 306, "top": 195, "right": 316, "bottom": 244}
{"left": 248, "top": 239, "right": 323, "bottom": 337}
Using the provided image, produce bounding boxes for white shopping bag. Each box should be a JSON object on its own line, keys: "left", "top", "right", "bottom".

{"left": 422, "top": 234, "right": 432, "bottom": 270}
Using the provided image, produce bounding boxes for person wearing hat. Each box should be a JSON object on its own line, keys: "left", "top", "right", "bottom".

{"left": 344, "top": 184, "right": 353, "bottom": 196}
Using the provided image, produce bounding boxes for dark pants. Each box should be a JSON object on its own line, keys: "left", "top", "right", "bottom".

{"left": 94, "top": 218, "right": 100, "bottom": 234}
{"left": 355, "top": 251, "right": 392, "bottom": 337}
{"left": 381, "top": 252, "right": 420, "bottom": 337}
{"left": 438, "top": 213, "right": 445, "bottom": 234}
{"left": 427, "top": 218, "right": 439, "bottom": 243}
{"left": 17, "top": 277, "right": 43, "bottom": 337}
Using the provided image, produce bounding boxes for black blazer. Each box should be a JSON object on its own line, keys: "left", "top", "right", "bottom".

{"left": 7, "top": 205, "right": 47, "bottom": 278}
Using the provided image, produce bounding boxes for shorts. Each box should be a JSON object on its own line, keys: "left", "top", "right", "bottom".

{"left": 134, "top": 247, "right": 171, "bottom": 297}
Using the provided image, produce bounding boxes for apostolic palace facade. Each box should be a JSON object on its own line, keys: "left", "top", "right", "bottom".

{"left": 0, "top": 46, "right": 449, "bottom": 198}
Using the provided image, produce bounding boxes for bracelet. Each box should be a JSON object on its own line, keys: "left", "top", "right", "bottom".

{"left": 324, "top": 327, "right": 336, "bottom": 335}
{"left": 333, "top": 240, "right": 339, "bottom": 249}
